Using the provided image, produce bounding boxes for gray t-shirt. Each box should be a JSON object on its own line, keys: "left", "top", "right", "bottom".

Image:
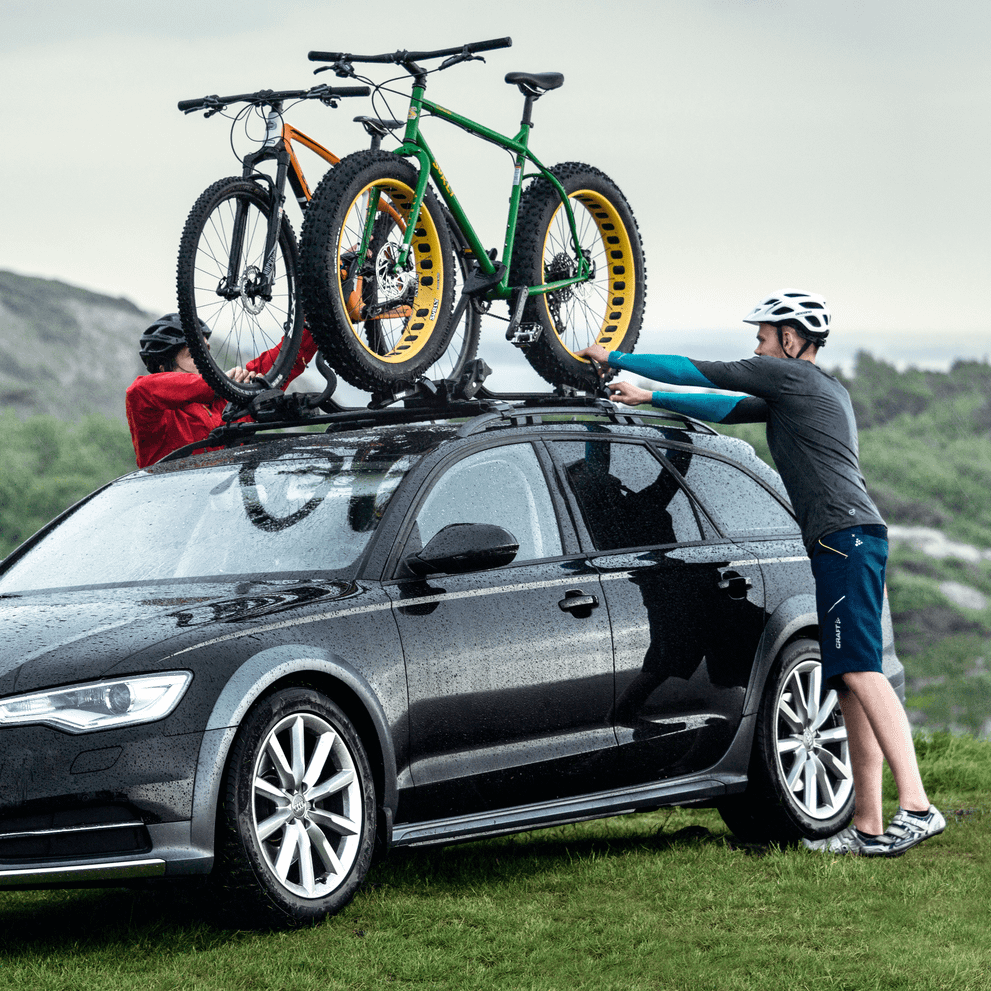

{"left": 607, "top": 351, "right": 885, "bottom": 554}
{"left": 692, "top": 356, "right": 885, "bottom": 553}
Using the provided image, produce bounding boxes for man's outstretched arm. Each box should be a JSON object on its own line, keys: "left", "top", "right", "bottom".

{"left": 577, "top": 345, "right": 768, "bottom": 424}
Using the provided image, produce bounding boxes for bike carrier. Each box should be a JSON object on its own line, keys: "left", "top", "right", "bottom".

{"left": 160, "top": 354, "right": 715, "bottom": 465}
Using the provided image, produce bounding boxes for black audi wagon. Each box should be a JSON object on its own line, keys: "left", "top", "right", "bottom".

{"left": 0, "top": 394, "right": 904, "bottom": 925}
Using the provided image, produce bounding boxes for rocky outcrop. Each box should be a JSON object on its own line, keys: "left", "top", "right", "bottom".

{"left": 0, "top": 270, "right": 149, "bottom": 423}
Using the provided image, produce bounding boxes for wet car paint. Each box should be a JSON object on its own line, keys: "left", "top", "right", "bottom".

{"left": 0, "top": 414, "right": 905, "bottom": 899}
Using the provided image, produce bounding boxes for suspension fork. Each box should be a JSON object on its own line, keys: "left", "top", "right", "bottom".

{"left": 226, "top": 106, "right": 292, "bottom": 298}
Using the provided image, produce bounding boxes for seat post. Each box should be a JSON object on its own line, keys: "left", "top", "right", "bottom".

{"left": 520, "top": 92, "right": 537, "bottom": 130}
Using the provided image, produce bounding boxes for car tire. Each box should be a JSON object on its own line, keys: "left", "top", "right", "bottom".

{"left": 215, "top": 687, "right": 376, "bottom": 927}
{"left": 718, "top": 638, "right": 854, "bottom": 844}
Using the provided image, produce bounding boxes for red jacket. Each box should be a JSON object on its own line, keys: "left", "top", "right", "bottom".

{"left": 126, "top": 330, "right": 318, "bottom": 469}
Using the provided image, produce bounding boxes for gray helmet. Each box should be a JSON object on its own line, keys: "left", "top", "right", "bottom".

{"left": 742, "top": 289, "right": 830, "bottom": 347}
{"left": 139, "top": 313, "right": 210, "bottom": 372}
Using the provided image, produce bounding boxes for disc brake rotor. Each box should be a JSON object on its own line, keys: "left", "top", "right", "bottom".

{"left": 238, "top": 265, "right": 266, "bottom": 315}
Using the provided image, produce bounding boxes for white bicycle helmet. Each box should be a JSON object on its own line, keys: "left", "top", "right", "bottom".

{"left": 742, "top": 289, "right": 830, "bottom": 345}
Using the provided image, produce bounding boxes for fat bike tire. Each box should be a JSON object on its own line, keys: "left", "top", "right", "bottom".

{"left": 509, "top": 162, "right": 645, "bottom": 391}
{"left": 176, "top": 176, "right": 304, "bottom": 403}
{"left": 299, "top": 150, "right": 456, "bottom": 393}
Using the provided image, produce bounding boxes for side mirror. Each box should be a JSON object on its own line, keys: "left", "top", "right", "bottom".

{"left": 405, "top": 523, "right": 519, "bottom": 577}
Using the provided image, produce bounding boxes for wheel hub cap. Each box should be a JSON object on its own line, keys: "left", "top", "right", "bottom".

{"left": 289, "top": 793, "right": 308, "bottom": 819}
{"left": 775, "top": 659, "right": 853, "bottom": 821}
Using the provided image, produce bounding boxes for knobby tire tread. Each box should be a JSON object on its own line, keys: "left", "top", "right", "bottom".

{"left": 176, "top": 177, "right": 304, "bottom": 404}
{"left": 299, "top": 150, "right": 456, "bottom": 393}
{"left": 510, "top": 162, "right": 646, "bottom": 390}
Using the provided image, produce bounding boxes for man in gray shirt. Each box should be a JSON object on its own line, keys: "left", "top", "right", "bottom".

{"left": 579, "top": 288, "right": 943, "bottom": 856}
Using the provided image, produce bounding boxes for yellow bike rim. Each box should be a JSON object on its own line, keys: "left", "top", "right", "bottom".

{"left": 337, "top": 179, "right": 446, "bottom": 364}
{"left": 540, "top": 189, "right": 638, "bottom": 355}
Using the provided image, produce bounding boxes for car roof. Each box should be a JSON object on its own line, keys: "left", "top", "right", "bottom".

{"left": 155, "top": 389, "right": 733, "bottom": 471}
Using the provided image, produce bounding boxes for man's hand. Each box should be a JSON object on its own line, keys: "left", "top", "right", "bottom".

{"left": 227, "top": 366, "right": 259, "bottom": 384}
{"left": 576, "top": 343, "right": 611, "bottom": 365}
{"left": 607, "top": 380, "right": 653, "bottom": 407}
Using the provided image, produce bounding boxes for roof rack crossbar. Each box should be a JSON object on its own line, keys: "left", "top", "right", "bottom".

{"left": 157, "top": 389, "right": 717, "bottom": 464}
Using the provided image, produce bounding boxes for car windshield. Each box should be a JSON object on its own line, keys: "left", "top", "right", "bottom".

{"left": 0, "top": 443, "right": 423, "bottom": 592}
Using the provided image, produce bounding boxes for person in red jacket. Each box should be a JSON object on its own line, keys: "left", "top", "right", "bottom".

{"left": 126, "top": 314, "right": 317, "bottom": 468}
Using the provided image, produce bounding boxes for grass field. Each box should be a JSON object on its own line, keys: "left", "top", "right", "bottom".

{"left": 1, "top": 734, "right": 989, "bottom": 991}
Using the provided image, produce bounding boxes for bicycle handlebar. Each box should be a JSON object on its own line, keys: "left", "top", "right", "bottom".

{"left": 177, "top": 85, "right": 370, "bottom": 113}
{"left": 307, "top": 37, "right": 512, "bottom": 65}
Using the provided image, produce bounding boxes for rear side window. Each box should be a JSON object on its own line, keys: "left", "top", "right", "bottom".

{"left": 552, "top": 440, "right": 703, "bottom": 550}
{"left": 676, "top": 455, "right": 799, "bottom": 538}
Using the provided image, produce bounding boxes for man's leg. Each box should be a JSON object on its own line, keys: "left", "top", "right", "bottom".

{"left": 842, "top": 670, "right": 929, "bottom": 816}
{"left": 835, "top": 686, "right": 885, "bottom": 835}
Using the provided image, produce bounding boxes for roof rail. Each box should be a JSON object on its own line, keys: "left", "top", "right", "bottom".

{"left": 158, "top": 380, "right": 716, "bottom": 464}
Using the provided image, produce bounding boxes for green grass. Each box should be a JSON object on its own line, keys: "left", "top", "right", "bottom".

{"left": 2, "top": 735, "right": 990, "bottom": 990}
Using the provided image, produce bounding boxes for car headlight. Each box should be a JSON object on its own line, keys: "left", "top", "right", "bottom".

{"left": 0, "top": 672, "right": 193, "bottom": 733}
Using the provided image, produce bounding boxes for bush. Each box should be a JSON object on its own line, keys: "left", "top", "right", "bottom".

{"left": 0, "top": 412, "right": 135, "bottom": 559}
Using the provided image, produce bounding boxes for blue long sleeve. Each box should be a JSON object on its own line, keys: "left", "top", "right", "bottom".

{"left": 649, "top": 392, "right": 769, "bottom": 424}
{"left": 606, "top": 351, "right": 768, "bottom": 423}
{"left": 608, "top": 351, "right": 716, "bottom": 388}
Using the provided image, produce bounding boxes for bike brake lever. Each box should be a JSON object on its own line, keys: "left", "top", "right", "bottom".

{"left": 439, "top": 52, "right": 485, "bottom": 71}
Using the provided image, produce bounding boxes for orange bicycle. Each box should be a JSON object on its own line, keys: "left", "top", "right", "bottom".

{"left": 176, "top": 83, "right": 482, "bottom": 402}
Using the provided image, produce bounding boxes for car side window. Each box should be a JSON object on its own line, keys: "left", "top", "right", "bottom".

{"left": 677, "top": 455, "right": 799, "bottom": 537}
{"left": 552, "top": 440, "right": 703, "bottom": 551}
{"left": 414, "top": 443, "right": 563, "bottom": 562}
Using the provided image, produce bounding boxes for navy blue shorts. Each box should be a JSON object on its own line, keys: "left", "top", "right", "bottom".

{"left": 810, "top": 524, "right": 888, "bottom": 696}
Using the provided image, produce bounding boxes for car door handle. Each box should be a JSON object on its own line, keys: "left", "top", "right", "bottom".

{"left": 558, "top": 589, "right": 599, "bottom": 614}
{"left": 718, "top": 571, "right": 753, "bottom": 599}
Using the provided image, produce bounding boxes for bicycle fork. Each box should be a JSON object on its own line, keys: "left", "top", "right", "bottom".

{"left": 220, "top": 109, "right": 292, "bottom": 306}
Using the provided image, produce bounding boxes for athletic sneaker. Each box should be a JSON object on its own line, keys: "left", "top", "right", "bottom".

{"left": 801, "top": 825, "right": 891, "bottom": 856}
{"left": 871, "top": 804, "right": 946, "bottom": 857}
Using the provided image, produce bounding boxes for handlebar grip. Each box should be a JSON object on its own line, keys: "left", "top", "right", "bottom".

{"left": 308, "top": 50, "right": 345, "bottom": 62}
{"left": 466, "top": 37, "right": 512, "bottom": 53}
{"left": 328, "top": 86, "right": 371, "bottom": 97}
{"left": 177, "top": 98, "right": 207, "bottom": 112}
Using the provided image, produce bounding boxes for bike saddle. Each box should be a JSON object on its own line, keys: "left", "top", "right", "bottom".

{"left": 505, "top": 72, "right": 564, "bottom": 96}
{"left": 354, "top": 116, "right": 404, "bottom": 137}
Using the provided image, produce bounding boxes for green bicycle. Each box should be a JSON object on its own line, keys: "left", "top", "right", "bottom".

{"left": 299, "top": 37, "right": 646, "bottom": 396}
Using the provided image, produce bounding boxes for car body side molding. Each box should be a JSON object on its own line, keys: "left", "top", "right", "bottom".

{"left": 392, "top": 773, "right": 748, "bottom": 848}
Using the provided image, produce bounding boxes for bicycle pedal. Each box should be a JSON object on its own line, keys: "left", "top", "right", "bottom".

{"left": 505, "top": 286, "right": 541, "bottom": 348}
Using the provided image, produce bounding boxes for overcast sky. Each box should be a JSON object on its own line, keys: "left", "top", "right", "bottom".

{"left": 2, "top": 0, "right": 989, "bottom": 383}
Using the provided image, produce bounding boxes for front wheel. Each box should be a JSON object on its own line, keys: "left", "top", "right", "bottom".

{"left": 299, "top": 150, "right": 456, "bottom": 393}
{"left": 717, "top": 638, "right": 854, "bottom": 844}
{"left": 176, "top": 177, "right": 304, "bottom": 402}
{"left": 510, "top": 162, "right": 646, "bottom": 390}
{"left": 215, "top": 687, "right": 376, "bottom": 927}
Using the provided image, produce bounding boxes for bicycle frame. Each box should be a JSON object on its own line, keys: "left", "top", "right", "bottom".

{"left": 242, "top": 106, "right": 342, "bottom": 208}
{"left": 361, "top": 85, "right": 591, "bottom": 303}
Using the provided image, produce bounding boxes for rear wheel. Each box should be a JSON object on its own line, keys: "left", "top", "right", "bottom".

{"left": 176, "top": 176, "right": 303, "bottom": 402}
{"left": 215, "top": 687, "right": 376, "bottom": 927}
{"left": 717, "top": 638, "right": 854, "bottom": 844}
{"left": 510, "top": 162, "right": 645, "bottom": 390}
{"left": 299, "top": 150, "right": 456, "bottom": 393}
